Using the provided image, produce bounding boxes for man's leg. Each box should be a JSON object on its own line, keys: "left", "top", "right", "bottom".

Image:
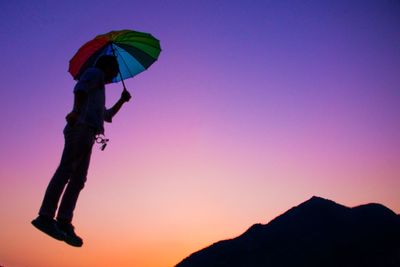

{"left": 56, "top": 124, "right": 94, "bottom": 247}
{"left": 38, "top": 125, "right": 77, "bottom": 219}
{"left": 56, "top": 140, "right": 93, "bottom": 223}
{"left": 33, "top": 125, "right": 79, "bottom": 241}
{"left": 56, "top": 150, "right": 91, "bottom": 247}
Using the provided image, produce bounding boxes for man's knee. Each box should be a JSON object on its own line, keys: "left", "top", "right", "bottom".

{"left": 69, "top": 176, "right": 87, "bottom": 190}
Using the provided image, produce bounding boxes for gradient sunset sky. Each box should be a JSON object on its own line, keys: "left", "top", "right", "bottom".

{"left": 1, "top": 1, "right": 399, "bottom": 266}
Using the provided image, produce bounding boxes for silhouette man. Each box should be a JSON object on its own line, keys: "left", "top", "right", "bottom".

{"left": 32, "top": 55, "right": 131, "bottom": 247}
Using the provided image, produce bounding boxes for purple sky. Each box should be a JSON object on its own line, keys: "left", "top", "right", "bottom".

{"left": 1, "top": 1, "right": 399, "bottom": 266}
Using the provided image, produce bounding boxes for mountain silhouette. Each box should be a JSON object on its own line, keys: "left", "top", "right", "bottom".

{"left": 176, "top": 196, "right": 400, "bottom": 267}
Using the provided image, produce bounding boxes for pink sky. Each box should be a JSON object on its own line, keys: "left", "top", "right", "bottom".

{"left": 1, "top": 1, "right": 399, "bottom": 266}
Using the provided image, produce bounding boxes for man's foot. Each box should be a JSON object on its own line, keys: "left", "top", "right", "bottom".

{"left": 57, "top": 221, "right": 83, "bottom": 247}
{"left": 31, "top": 215, "right": 66, "bottom": 241}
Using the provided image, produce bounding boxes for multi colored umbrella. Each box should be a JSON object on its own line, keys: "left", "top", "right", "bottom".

{"left": 69, "top": 29, "right": 161, "bottom": 88}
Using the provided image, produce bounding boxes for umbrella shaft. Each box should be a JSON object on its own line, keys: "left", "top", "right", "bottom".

{"left": 111, "top": 44, "right": 127, "bottom": 91}
{"left": 120, "top": 74, "right": 127, "bottom": 90}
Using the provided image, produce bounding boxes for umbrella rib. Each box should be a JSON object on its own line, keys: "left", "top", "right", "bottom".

{"left": 113, "top": 44, "right": 134, "bottom": 79}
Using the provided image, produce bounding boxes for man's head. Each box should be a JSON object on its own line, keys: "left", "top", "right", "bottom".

{"left": 95, "top": 55, "right": 119, "bottom": 83}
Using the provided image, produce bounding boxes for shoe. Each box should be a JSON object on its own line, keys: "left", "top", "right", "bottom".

{"left": 57, "top": 221, "right": 83, "bottom": 247}
{"left": 31, "top": 215, "right": 66, "bottom": 241}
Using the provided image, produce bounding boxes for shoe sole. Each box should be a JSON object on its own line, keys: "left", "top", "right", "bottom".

{"left": 31, "top": 219, "right": 66, "bottom": 241}
{"left": 64, "top": 236, "right": 83, "bottom": 247}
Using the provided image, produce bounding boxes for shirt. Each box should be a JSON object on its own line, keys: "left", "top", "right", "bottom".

{"left": 73, "top": 67, "right": 113, "bottom": 134}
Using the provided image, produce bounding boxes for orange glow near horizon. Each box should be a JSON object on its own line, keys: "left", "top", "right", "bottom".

{"left": 1, "top": 1, "right": 400, "bottom": 267}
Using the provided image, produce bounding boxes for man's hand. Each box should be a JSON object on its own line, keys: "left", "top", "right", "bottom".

{"left": 66, "top": 111, "right": 79, "bottom": 126}
{"left": 108, "top": 89, "right": 132, "bottom": 119}
{"left": 121, "top": 89, "right": 132, "bottom": 102}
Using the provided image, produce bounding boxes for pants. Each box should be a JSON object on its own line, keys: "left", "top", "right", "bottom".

{"left": 39, "top": 123, "right": 95, "bottom": 222}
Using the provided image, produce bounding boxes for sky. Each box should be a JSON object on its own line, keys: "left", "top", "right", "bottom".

{"left": 0, "top": 0, "right": 399, "bottom": 266}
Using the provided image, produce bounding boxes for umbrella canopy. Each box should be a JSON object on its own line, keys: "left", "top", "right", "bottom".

{"left": 69, "top": 29, "right": 161, "bottom": 84}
